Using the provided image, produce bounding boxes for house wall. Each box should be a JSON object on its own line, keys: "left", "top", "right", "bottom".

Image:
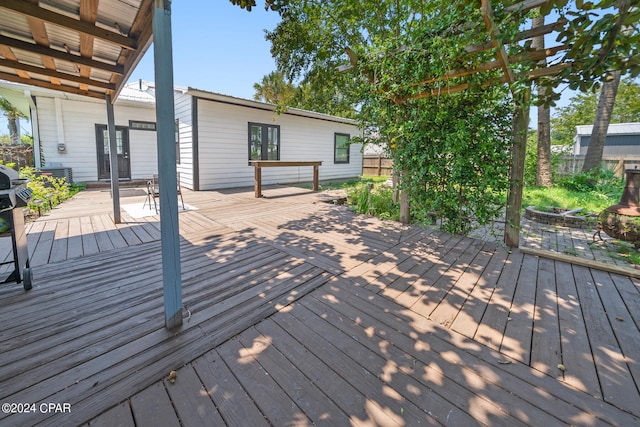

{"left": 195, "top": 98, "right": 362, "bottom": 190}
{"left": 576, "top": 134, "right": 640, "bottom": 156}
{"left": 174, "top": 91, "right": 194, "bottom": 189}
{"left": 35, "top": 95, "right": 157, "bottom": 182}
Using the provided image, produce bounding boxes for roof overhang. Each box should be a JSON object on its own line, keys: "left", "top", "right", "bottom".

{"left": 0, "top": 0, "right": 154, "bottom": 102}
{"left": 187, "top": 87, "right": 359, "bottom": 126}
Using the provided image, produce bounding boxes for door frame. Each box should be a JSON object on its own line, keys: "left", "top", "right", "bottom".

{"left": 95, "top": 124, "right": 131, "bottom": 180}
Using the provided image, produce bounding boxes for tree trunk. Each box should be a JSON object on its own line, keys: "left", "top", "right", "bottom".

{"left": 504, "top": 88, "right": 531, "bottom": 248}
{"left": 532, "top": 15, "right": 553, "bottom": 187}
{"left": 8, "top": 117, "right": 19, "bottom": 145}
{"left": 582, "top": 69, "right": 622, "bottom": 172}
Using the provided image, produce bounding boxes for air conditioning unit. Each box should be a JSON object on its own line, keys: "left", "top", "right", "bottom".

{"left": 39, "top": 167, "right": 73, "bottom": 183}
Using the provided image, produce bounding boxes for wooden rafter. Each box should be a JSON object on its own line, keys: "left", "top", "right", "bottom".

{"left": 481, "top": 0, "right": 516, "bottom": 85}
{"left": 0, "top": 0, "right": 136, "bottom": 50}
{"left": 505, "top": 0, "right": 550, "bottom": 13}
{"left": 0, "top": 35, "right": 124, "bottom": 74}
{"left": 514, "top": 19, "right": 567, "bottom": 42}
{"left": 24, "top": 0, "right": 61, "bottom": 86}
{"left": 0, "top": 46, "right": 30, "bottom": 79}
{"left": 113, "top": 0, "right": 154, "bottom": 98}
{"left": 0, "top": 70, "right": 107, "bottom": 99}
{"left": 526, "top": 62, "right": 571, "bottom": 79}
{"left": 0, "top": 58, "right": 115, "bottom": 90}
{"left": 412, "top": 45, "right": 567, "bottom": 88}
{"left": 79, "top": 0, "right": 99, "bottom": 91}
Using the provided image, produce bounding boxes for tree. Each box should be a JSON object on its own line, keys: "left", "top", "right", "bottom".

{"left": 532, "top": 15, "right": 553, "bottom": 187}
{"left": 0, "top": 96, "right": 27, "bottom": 145}
{"left": 263, "top": 0, "right": 519, "bottom": 233}
{"left": 234, "top": 0, "right": 638, "bottom": 241}
{"left": 552, "top": 0, "right": 637, "bottom": 172}
{"left": 551, "top": 77, "right": 640, "bottom": 146}
{"left": 253, "top": 71, "right": 296, "bottom": 105}
{"left": 582, "top": 70, "right": 623, "bottom": 172}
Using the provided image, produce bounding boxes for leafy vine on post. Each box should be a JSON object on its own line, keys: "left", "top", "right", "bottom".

{"left": 231, "top": 0, "right": 639, "bottom": 247}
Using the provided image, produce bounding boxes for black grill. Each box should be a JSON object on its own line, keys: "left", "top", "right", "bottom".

{"left": 0, "top": 165, "right": 33, "bottom": 290}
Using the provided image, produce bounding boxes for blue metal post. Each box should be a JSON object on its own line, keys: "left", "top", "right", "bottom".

{"left": 153, "top": 0, "right": 182, "bottom": 329}
{"left": 105, "top": 95, "right": 121, "bottom": 224}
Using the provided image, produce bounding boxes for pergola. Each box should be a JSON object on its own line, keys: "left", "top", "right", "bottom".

{"left": 0, "top": 0, "right": 182, "bottom": 329}
{"left": 340, "top": 0, "right": 575, "bottom": 247}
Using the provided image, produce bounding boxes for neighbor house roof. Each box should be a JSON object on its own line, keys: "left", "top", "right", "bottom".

{"left": 575, "top": 123, "right": 640, "bottom": 136}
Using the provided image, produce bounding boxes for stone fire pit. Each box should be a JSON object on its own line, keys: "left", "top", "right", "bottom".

{"left": 524, "top": 206, "right": 597, "bottom": 229}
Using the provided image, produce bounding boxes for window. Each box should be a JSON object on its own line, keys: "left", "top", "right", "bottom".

{"left": 249, "top": 123, "right": 280, "bottom": 161}
{"left": 334, "top": 133, "right": 350, "bottom": 164}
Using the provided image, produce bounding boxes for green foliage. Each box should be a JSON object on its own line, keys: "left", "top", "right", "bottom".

{"left": 524, "top": 168, "right": 623, "bottom": 214}
{"left": 556, "top": 166, "right": 623, "bottom": 194}
{"left": 228, "top": 0, "right": 285, "bottom": 11}
{"left": 20, "top": 134, "right": 33, "bottom": 146}
{"left": 0, "top": 159, "right": 16, "bottom": 169}
{"left": 253, "top": 71, "right": 297, "bottom": 106}
{"left": 551, "top": 77, "right": 640, "bottom": 146}
{"left": 610, "top": 243, "right": 640, "bottom": 265}
{"left": 551, "top": 0, "right": 640, "bottom": 92}
{"left": 19, "top": 167, "right": 73, "bottom": 214}
{"left": 257, "top": 0, "right": 637, "bottom": 235}
{"left": 524, "top": 130, "right": 539, "bottom": 187}
{"left": 347, "top": 183, "right": 399, "bottom": 221}
{"left": 523, "top": 186, "right": 620, "bottom": 214}
{"left": 525, "top": 131, "right": 567, "bottom": 187}
{"left": 363, "top": 88, "right": 513, "bottom": 234}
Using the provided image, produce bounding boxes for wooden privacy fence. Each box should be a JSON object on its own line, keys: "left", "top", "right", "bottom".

{"left": 362, "top": 155, "right": 394, "bottom": 176}
{"left": 557, "top": 155, "right": 640, "bottom": 177}
{"left": 0, "top": 145, "right": 33, "bottom": 169}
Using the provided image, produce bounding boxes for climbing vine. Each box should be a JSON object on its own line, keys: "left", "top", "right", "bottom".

{"left": 361, "top": 85, "right": 513, "bottom": 234}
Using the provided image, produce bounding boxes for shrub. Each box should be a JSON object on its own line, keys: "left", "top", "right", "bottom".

{"left": 19, "top": 167, "right": 72, "bottom": 214}
{"left": 347, "top": 183, "right": 399, "bottom": 221}
{"left": 556, "top": 167, "right": 623, "bottom": 196}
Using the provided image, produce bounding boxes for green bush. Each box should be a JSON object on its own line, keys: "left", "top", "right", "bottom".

{"left": 556, "top": 167, "right": 623, "bottom": 196}
{"left": 19, "top": 167, "right": 73, "bottom": 214}
{"left": 347, "top": 183, "right": 399, "bottom": 221}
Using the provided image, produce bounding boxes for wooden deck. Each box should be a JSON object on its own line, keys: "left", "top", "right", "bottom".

{"left": 0, "top": 185, "right": 639, "bottom": 426}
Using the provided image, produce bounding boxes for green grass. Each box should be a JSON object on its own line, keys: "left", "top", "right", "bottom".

{"left": 522, "top": 186, "right": 621, "bottom": 215}
{"left": 609, "top": 243, "right": 640, "bottom": 265}
{"left": 296, "top": 175, "right": 389, "bottom": 191}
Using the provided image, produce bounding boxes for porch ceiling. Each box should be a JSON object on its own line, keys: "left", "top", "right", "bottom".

{"left": 0, "top": 0, "right": 154, "bottom": 101}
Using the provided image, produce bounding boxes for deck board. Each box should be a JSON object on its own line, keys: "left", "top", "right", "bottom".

{"left": 130, "top": 382, "right": 181, "bottom": 427}
{"left": 192, "top": 350, "right": 270, "bottom": 427}
{"left": 0, "top": 186, "right": 638, "bottom": 426}
{"left": 554, "top": 261, "right": 602, "bottom": 396}
{"left": 530, "top": 257, "right": 562, "bottom": 376}
{"left": 162, "top": 364, "right": 226, "bottom": 427}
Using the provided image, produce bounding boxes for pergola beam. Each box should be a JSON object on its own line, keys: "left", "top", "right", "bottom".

{"left": 505, "top": 0, "right": 551, "bottom": 13}
{"left": 0, "top": 46, "right": 30, "bottom": 79}
{"left": 414, "top": 45, "right": 567, "bottom": 88}
{"left": 0, "top": 0, "right": 137, "bottom": 50}
{"left": 0, "top": 35, "right": 124, "bottom": 74}
{"left": 0, "top": 58, "right": 115, "bottom": 90}
{"left": 481, "top": 0, "right": 516, "bottom": 85}
{"left": 0, "top": 70, "right": 107, "bottom": 99}
{"left": 79, "top": 0, "right": 100, "bottom": 91}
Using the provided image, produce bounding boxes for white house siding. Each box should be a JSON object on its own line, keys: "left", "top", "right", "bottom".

{"left": 174, "top": 91, "right": 194, "bottom": 189}
{"left": 196, "top": 98, "right": 362, "bottom": 190}
{"left": 35, "top": 95, "right": 157, "bottom": 182}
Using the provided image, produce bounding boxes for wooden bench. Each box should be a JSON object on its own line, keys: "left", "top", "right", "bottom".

{"left": 249, "top": 160, "right": 322, "bottom": 198}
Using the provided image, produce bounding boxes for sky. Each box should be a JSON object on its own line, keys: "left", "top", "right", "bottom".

{"left": 1, "top": 2, "right": 282, "bottom": 135}
{"left": 128, "top": 2, "right": 281, "bottom": 99}
{"left": 1, "top": 2, "right": 582, "bottom": 135}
